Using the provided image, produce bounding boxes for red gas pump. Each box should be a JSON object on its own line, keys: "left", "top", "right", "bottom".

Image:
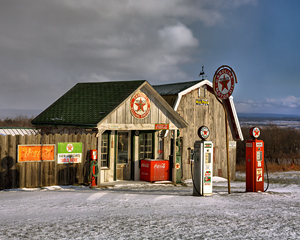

{"left": 89, "top": 150, "right": 98, "bottom": 187}
{"left": 246, "top": 127, "right": 264, "bottom": 192}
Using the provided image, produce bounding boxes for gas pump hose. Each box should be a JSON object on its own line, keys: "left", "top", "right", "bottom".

{"left": 264, "top": 158, "right": 269, "bottom": 192}
{"left": 88, "top": 160, "right": 99, "bottom": 181}
{"left": 191, "top": 160, "right": 201, "bottom": 196}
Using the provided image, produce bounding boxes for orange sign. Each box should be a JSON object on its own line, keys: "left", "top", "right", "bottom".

{"left": 18, "top": 145, "right": 55, "bottom": 162}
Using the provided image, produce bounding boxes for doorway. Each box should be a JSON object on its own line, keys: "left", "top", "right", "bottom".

{"left": 116, "top": 131, "right": 131, "bottom": 180}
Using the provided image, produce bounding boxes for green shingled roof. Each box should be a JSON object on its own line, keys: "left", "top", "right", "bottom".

{"left": 153, "top": 80, "right": 204, "bottom": 96}
{"left": 32, "top": 80, "right": 147, "bottom": 127}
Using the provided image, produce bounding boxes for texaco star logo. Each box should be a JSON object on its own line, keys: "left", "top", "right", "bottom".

{"left": 130, "top": 92, "right": 151, "bottom": 119}
{"left": 66, "top": 143, "right": 73, "bottom": 152}
{"left": 250, "top": 127, "right": 260, "bottom": 139}
{"left": 213, "top": 67, "right": 235, "bottom": 99}
{"left": 198, "top": 126, "right": 210, "bottom": 140}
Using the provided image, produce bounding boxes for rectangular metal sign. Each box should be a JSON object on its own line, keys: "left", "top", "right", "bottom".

{"left": 196, "top": 99, "right": 209, "bottom": 106}
{"left": 18, "top": 145, "right": 55, "bottom": 162}
{"left": 155, "top": 123, "right": 169, "bottom": 130}
{"left": 229, "top": 141, "right": 237, "bottom": 148}
{"left": 57, "top": 142, "right": 82, "bottom": 164}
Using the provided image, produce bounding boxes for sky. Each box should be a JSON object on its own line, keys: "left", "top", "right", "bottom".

{"left": 1, "top": 0, "right": 300, "bottom": 118}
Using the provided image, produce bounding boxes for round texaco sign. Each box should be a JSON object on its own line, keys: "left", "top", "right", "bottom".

{"left": 198, "top": 126, "right": 210, "bottom": 140}
{"left": 130, "top": 92, "right": 151, "bottom": 119}
{"left": 213, "top": 66, "right": 236, "bottom": 99}
{"left": 250, "top": 127, "right": 260, "bottom": 139}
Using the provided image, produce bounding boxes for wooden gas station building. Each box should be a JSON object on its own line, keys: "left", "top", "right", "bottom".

{"left": 32, "top": 79, "right": 243, "bottom": 185}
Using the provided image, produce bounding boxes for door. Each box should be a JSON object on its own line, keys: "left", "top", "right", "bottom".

{"left": 116, "top": 131, "right": 131, "bottom": 180}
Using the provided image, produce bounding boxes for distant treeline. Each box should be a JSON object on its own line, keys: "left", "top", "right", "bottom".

{"left": 237, "top": 125, "right": 300, "bottom": 164}
{"left": 0, "top": 115, "right": 34, "bottom": 127}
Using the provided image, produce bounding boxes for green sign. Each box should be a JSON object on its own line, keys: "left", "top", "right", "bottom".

{"left": 57, "top": 142, "right": 82, "bottom": 164}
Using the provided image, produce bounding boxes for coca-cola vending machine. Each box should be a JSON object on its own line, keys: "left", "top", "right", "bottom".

{"left": 140, "top": 159, "right": 169, "bottom": 182}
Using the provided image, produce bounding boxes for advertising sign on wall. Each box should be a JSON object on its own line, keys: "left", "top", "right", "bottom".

{"left": 130, "top": 92, "right": 151, "bottom": 119}
{"left": 196, "top": 99, "right": 209, "bottom": 106}
{"left": 155, "top": 123, "right": 169, "bottom": 130}
{"left": 57, "top": 142, "right": 82, "bottom": 164}
{"left": 18, "top": 144, "right": 55, "bottom": 162}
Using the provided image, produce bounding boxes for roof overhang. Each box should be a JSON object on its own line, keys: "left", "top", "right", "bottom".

{"left": 227, "top": 96, "right": 244, "bottom": 141}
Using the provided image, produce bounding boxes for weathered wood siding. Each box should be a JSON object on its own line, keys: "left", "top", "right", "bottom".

{"left": 163, "top": 86, "right": 237, "bottom": 180}
{"left": 101, "top": 86, "right": 183, "bottom": 130}
{"left": 0, "top": 133, "right": 97, "bottom": 190}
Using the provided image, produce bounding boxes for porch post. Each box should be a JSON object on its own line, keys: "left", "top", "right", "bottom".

{"left": 97, "top": 129, "right": 103, "bottom": 186}
{"left": 134, "top": 133, "right": 140, "bottom": 181}
{"left": 172, "top": 129, "right": 177, "bottom": 183}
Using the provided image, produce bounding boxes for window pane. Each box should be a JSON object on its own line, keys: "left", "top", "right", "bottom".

{"left": 101, "top": 133, "right": 109, "bottom": 168}
{"left": 118, "top": 132, "right": 129, "bottom": 164}
{"left": 139, "top": 132, "right": 153, "bottom": 159}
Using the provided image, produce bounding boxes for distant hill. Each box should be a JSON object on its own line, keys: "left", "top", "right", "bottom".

{"left": 238, "top": 113, "right": 300, "bottom": 125}
{"left": 238, "top": 113, "right": 300, "bottom": 118}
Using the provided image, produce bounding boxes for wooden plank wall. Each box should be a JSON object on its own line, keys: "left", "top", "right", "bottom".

{"left": 103, "top": 86, "right": 182, "bottom": 129}
{"left": 166, "top": 86, "right": 237, "bottom": 181}
{"left": 0, "top": 133, "right": 97, "bottom": 190}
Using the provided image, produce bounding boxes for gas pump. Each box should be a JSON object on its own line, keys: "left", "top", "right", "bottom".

{"left": 89, "top": 149, "right": 99, "bottom": 188}
{"left": 175, "top": 135, "right": 182, "bottom": 183}
{"left": 193, "top": 126, "right": 213, "bottom": 196}
{"left": 246, "top": 127, "right": 266, "bottom": 192}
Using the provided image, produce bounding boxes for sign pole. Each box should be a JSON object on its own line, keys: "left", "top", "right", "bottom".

{"left": 213, "top": 65, "right": 237, "bottom": 194}
{"left": 224, "top": 103, "right": 231, "bottom": 194}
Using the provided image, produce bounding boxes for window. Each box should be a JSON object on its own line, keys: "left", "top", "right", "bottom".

{"left": 101, "top": 133, "right": 109, "bottom": 168}
{"left": 139, "top": 132, "right": 153, "bottom": 159}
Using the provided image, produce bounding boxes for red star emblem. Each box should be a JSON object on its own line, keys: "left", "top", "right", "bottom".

{"left": 254, "top": 129, "right": 260, "bottom": 137}
{"left": 220, "top": 74, "right": 230, "bottom": 91}
{"left": 67, "top": 144, "right": 73, "bottom": 152}
{"left": 135, "top": 99, "right": 146, "bottom": 112}
{"left": 203, "top": 130, "right": 208, "bottom": 136}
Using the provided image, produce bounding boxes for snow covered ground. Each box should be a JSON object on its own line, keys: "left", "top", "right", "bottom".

{"left": 1, "top": 172, "right": 300, "bottom": 239}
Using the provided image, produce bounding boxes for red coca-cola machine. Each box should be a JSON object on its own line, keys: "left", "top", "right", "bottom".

{"left": 140, "top": 159, "right": 169, "bottom": 182}
{"left": 246, "top": 127, "right": 264, "bottom": 192}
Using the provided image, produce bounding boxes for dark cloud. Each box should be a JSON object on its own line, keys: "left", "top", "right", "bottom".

{"left": 3, "top": 0, "right": 298, "bottom": 118}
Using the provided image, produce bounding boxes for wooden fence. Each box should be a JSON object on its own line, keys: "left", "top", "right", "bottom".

{"left": 0, "top": 133, "right": 98, "bottom": 190}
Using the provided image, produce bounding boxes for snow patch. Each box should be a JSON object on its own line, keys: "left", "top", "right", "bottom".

{"left": 154, "top": 195, "right": 175, "bottom": 201}
{"left": 87, "top": 192, "right": 108, "bottom": 201}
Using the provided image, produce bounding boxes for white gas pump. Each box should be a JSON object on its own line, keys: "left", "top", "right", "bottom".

{"left": 193, "top": 126, "right": 213, "bottom": 196}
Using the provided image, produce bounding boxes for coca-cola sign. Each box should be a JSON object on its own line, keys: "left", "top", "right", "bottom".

{"left": 154, "top": 163, "right": 165, "bottom": 169}
{"left": 141, "top": 163, "right": 149, "bottom": 168}
{"left": 155, "top": 123, "right": 169, "bottom": 130}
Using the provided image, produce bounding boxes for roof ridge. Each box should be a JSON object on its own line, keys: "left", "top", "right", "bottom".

{"left": 77, "top": 80, "right": 146, "bottom": 84}
{"left": 152, "top": 80, "right": 204, "bottom": 87}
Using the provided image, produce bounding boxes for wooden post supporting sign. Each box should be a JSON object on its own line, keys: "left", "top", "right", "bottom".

{"left": 213, "top": 65, "right": 238, "bottom": 194}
